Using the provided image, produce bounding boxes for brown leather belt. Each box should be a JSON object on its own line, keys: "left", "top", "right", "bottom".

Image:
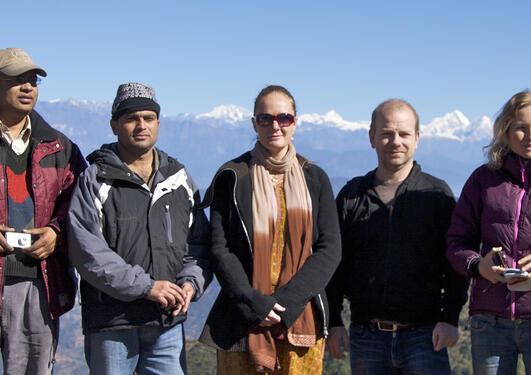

{"left": 369, "top": 319, "right": 410, "bottom": 332}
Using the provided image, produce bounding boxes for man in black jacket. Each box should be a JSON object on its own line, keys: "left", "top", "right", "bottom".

{"left": 326, "top": 99, "right": 468, "bottom": 374}
{"left": 68, "top": 83, "right": 210, "bottom": 374}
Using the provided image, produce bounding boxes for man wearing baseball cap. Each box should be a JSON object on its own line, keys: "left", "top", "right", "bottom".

{"left": 68, "top": 83, "right": 211, "bottom": 374}
{"left": 0, "top": 47, "right": 86, "bottom": 374}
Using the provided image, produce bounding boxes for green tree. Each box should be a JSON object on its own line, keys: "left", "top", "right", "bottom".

{"left": 186, "top": 341, "right": 216, "bottom": 375}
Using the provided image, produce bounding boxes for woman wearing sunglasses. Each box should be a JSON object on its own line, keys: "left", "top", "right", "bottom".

{"left": 199, "top": 85, "right": 341, "bottom": 374}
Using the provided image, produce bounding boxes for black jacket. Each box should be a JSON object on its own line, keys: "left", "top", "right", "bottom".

{"left": 199, "top": 152, "right": 341, "bottom": 351}
{"left": 327, "top": 162, "right": 468, "bottom": 327}
{"left": 68, "top": 144, "right": 210, "bottom": 332}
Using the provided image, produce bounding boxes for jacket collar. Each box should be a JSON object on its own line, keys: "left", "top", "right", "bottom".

{"left": 361, "top": 161, "right": 422, "bottom": 193}
{"left": 502, "top": 152, "right": 531, "bottom": 184}
{"left": 87, "top": 143, "right": 183, "bottom": 184}
{"left": 28, "top": 110, "right": 59, "bottom": 143}
{"left": 201, "top": 151, "right": 252, "bottom": 209}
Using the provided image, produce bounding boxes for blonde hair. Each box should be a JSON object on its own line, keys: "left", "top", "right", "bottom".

{"left": 254, "top": 85, "right": 296, "bottom": 115}
{"left": 486, "top": 91, "right": 531, "bottom": 169}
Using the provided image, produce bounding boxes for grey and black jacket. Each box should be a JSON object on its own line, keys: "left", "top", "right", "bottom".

{"left": 67, "top": 143, "right": 211, "bottom": 333}
{"left": 199, "top": 151, "right": 341, "bottom": 351}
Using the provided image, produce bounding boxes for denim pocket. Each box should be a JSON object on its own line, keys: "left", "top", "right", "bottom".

{"left": 470, "top": 314, "right": 493, "bottom": 331}
{"left": 350, "top": 323, "right": 368, "bottom": 338}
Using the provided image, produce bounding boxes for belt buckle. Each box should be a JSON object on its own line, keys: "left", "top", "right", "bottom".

{"left": 376, "top": 321, "right": 398, "bottom": 332}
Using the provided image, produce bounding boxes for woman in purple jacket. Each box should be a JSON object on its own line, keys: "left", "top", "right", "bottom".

{"left": 447, "top": 91, "right": 531, "bottom": 374}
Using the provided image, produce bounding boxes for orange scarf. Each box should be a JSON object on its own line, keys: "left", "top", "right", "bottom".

{"left": 249, "top": 142, "right": 316, "bottom": 372}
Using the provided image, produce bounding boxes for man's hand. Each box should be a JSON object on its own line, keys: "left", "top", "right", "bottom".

{"left": 21, "top": 227, "right": 57, "bottom": 259}
{"left": 146, "top": 280, "right": 187, "bottom": 312}
{"left": 478, "top": 247, "right": 507, "bottom": 284}
{"left": 259, "top": 303, "right": 286, "bottom": 327}
{"left": 0, "top": 224, "right": 15, "bottom": 253}
{"left": 326, "top": 326, "right": 349, "bottom": 359}
{"left": 432, "top": 322, "right": 459, "bottom": 351}
{"left": 170, "top": 282, "right": 195, "bottom": 317}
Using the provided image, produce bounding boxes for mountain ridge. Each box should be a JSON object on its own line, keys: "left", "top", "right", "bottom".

{"left": 40, "top": 99, "right": 492, "bottom": 141}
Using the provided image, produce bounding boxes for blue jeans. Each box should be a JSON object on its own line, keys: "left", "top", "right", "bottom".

{"left": 84, "top": 324, "right": 186, "bottom": 375}
{"left": 349, "top": 323, "right": 451, "bottom": 375}
{"left": 471, "top": 313, "right": 531, "bottom": 375}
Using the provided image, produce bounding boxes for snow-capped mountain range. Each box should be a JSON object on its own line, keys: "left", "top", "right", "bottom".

{"left": 43, "top": 98, "right": 492, "bottom": 141}
{"left": 35, "top": 99, "right": 493, "bottom": 194}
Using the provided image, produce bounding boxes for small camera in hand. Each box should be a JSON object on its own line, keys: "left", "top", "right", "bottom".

{"left": 5, "top": 232, "right": 32, "bottom": 248}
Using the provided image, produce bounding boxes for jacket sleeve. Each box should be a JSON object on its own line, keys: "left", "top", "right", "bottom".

{"left": 48, "top": 141, "right": 87, "bottom": 254}
{"left": 436, "top": 182, "right": 469, "bottom": 326}
{"left": 446, "top": 169, "right": 483, "bottom": 277}
{"left": 176, "top": 170, "right": 212, "bottom": 301}
{"left": 209, "top": 172, "right": 277, "bottom": 327}
{"left": 325, "top": 186, "right": 350, "bottom": 328}
{"left": 272, "top": 166, "right": 342, "bottom": 328}
{"left": 67, "top": 166, "right": 154, "bottom": 302}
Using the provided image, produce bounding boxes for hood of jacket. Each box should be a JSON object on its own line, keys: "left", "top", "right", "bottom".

{"left": 86, "top": 143, "right": 184, "bottom": 183}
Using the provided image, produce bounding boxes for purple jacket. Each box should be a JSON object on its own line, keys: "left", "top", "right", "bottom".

{"left": 446, "top": 153, "right": 531, "bottom": 319}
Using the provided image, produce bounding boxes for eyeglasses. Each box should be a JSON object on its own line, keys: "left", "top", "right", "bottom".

{"left": 253, "top": 113, "right": 295, "bottom": 127}
{"left": 0, "top": 75, "right": 41, "bottom": 87}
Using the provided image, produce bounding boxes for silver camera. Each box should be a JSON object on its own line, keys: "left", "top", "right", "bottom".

{"left": 5, "top": 232, "right": 32, "bottom": 248}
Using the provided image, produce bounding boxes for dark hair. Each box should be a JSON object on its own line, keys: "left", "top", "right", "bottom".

{"left": 253, "top": 85, "right": 296, "bottom": 115}
{"left": 370, "top": 99, "right": 419, "bottom": 132}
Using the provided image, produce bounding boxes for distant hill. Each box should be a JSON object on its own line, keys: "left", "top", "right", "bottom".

{"left": 35, "top": 99, "right": 491, "bottom": 195}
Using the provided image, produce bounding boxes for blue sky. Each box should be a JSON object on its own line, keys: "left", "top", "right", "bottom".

{"left": 2, "top": 1, "right": 530, "bottom": 122}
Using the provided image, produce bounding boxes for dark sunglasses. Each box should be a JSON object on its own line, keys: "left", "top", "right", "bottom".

{"left": 0, "top": 75, "right": 41, "bottom": 87}
{"left": 254, "top": 113, "right": 295, "bottom": 127}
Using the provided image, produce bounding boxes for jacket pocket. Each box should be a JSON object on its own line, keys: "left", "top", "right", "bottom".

{"left": 164, "top": 204, "right": 173, "bottom": 244}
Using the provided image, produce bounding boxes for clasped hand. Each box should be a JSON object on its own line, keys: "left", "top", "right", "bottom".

{"left": 259, "top": 303, "right": 286, "bottom": 327}
{"left": 147, "top": 281, "right": 195, "bottom": 317}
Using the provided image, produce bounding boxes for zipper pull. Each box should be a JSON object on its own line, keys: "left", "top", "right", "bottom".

{"left": 482, "top": 284, "right": 492, "bottom": 293}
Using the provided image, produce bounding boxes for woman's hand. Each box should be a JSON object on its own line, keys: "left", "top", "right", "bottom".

{"left": 478, "top": 247, "right": 507, "bottom": 284}
{"left": 518, "top": 255, "right": 531, "bottom": 272}
{"left": 259, "top": 303, "right": 286, "bottom": 327}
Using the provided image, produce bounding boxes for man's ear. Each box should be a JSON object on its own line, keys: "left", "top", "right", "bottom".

{"left": 110, "top": 119, "right": 118, "bottom": 135}
{"left": 369, "top": 129, "right": 376, "bottom": 149}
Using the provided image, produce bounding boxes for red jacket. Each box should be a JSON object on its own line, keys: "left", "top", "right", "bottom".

{"left": 0, "top": 110, "right": 86, "bottom": 319}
